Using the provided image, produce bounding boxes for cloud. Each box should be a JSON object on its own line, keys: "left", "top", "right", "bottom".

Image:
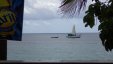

{"left": 24, "top": 0, "right": 61, "bottom": 20}
{"left": 24, "top": 7, "right": 60, "bottom": 20}
{"left": 24, "top": 0, "right": 90, "bottom": 20}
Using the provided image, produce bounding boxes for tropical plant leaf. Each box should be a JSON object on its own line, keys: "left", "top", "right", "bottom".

{"left": 60, "top": 0, "right": 87, "bottom": 16}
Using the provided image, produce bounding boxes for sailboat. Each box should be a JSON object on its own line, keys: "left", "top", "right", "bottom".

{"left": 67, "top": 24, "right": 80, "bottom": 38}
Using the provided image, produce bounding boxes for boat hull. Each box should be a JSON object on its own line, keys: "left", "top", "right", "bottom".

{"left": 67, "top": 34, "right": 81, "bottom": 38}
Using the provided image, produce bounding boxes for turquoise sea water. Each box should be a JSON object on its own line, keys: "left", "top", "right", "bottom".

{"left": 7, "top": 33, "right": 113, "bottom": 62}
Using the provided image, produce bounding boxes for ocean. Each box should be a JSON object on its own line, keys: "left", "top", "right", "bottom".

{"left": 7, "top": 33, "right": 113, "bottom": 62}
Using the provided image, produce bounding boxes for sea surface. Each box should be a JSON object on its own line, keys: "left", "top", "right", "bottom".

{"left": 7, "top": 33, "right": 113, "bottom": 62}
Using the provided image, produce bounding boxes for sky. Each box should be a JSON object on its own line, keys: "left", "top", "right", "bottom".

{"left": 23, "top": 0, "right": 100, "bottom": 33}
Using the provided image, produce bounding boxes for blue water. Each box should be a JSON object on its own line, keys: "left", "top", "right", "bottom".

{"left": 7, "top": 33, "right": 113, "bottom": 62}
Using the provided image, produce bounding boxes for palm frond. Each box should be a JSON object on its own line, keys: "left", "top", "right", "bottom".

{"left": 59, "top": 0, "right": 87, "bottom": 16}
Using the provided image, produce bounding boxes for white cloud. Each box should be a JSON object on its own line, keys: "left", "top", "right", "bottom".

{"left": 24, "top": 0, "right": 61, "bottom": 20}
{"left": 24, "top": 0, "right": 92, "bottom": 20}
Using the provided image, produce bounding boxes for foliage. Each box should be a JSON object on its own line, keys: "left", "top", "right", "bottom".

{"left": 83, "top": 0, "right": 113, "bottom": 51}
{"left": 60, "top": 0, "right": 113, "bottom": 51}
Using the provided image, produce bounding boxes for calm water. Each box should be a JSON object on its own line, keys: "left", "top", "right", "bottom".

{"left": 7, "top": 33, "right": 113, "bottom": 62}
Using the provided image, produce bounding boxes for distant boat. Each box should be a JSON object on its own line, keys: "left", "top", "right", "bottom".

{"left": 67, "top": 24, "right": 80, "bottom": 38}
{"left": 51, "top": 37, "right": 59, "bottom": 38}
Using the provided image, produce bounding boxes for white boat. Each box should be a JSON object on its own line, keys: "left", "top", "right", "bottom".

{"left": 67, "top": 24, "right": 80, "bottom": 38}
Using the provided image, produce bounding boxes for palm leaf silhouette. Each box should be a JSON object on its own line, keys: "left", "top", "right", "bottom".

{"left": 60, "top": 0, "right": 87, "bottom": 16}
